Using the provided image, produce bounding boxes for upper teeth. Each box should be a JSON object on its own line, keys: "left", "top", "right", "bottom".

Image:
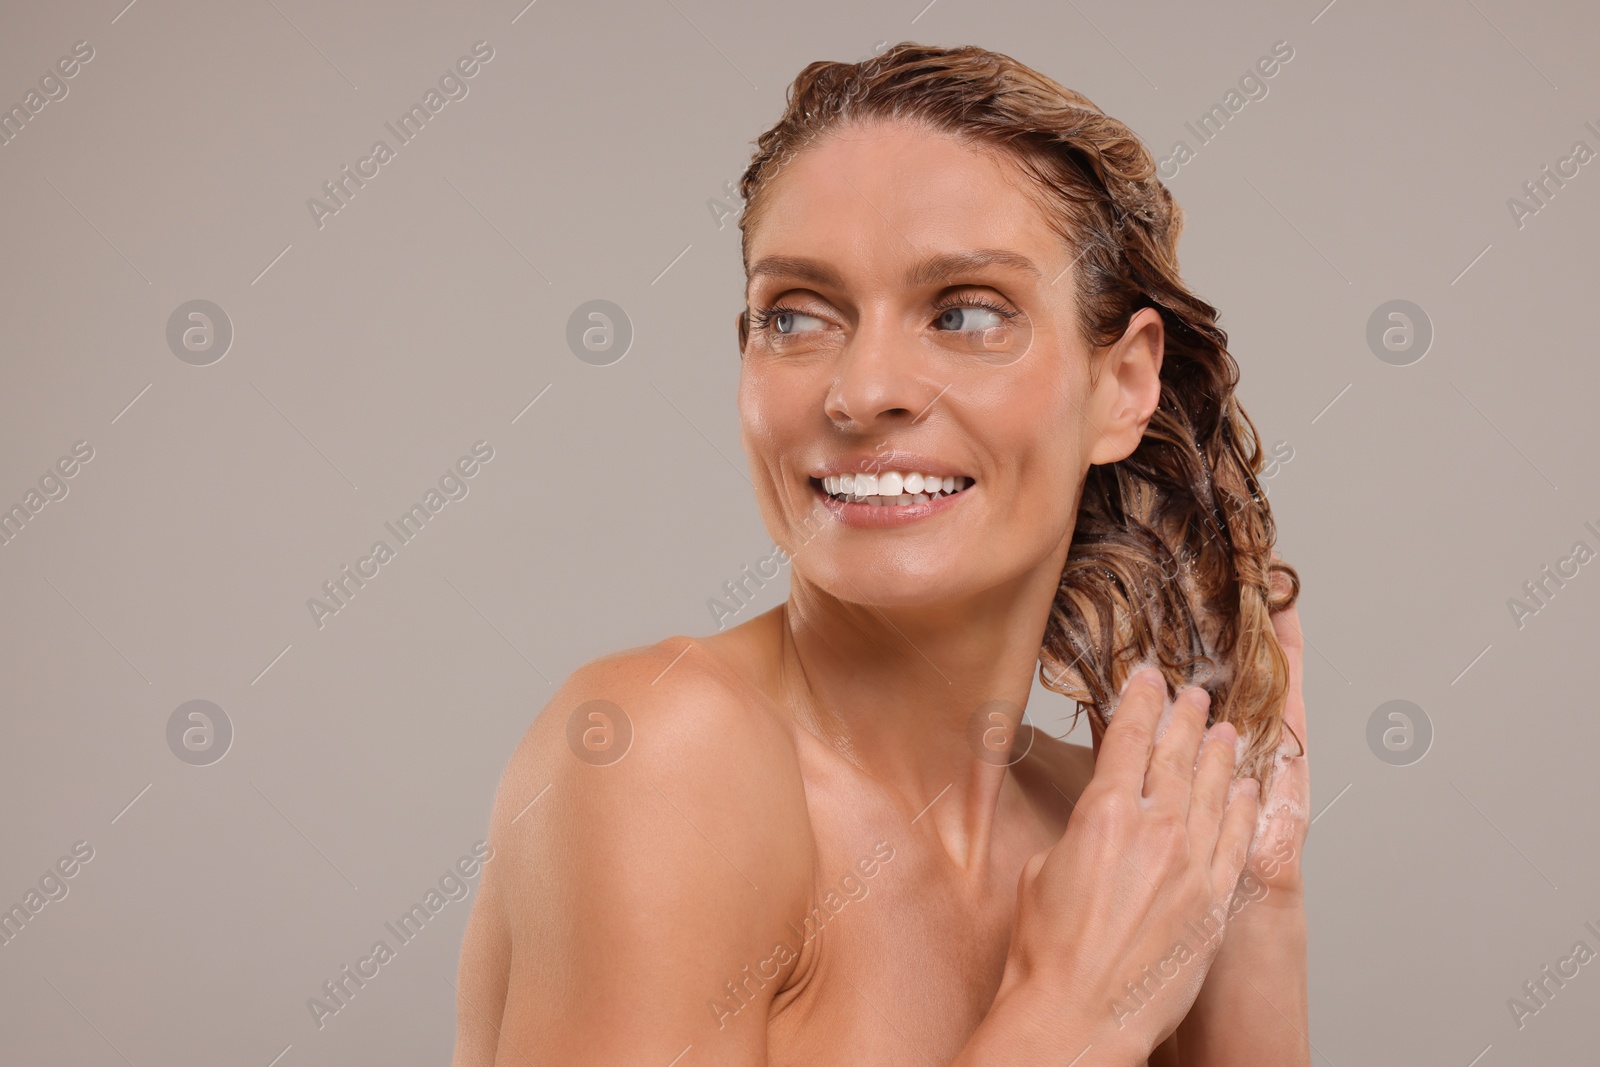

{"left": 821, "top": 471, "right": 971, "bottom": 505}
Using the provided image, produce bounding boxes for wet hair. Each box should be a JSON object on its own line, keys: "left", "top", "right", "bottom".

{"left": 735, "top": 42, "right": 1302, "bottom": 788}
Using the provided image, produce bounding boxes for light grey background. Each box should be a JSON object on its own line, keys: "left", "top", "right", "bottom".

{"left": 1, "top": 0, "right": 1596, "bottom": 1063}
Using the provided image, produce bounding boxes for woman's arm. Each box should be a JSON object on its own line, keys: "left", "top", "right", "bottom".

{"left": 952, "top": 674, "right": 1263, "bottom": 1067}
{"left": 1177, "top": 887, "right": 1308, "bottom": 1064}
{"left": 1175, "top": 594, "right": 1312, "bottom": 1066}
{"left": 952, "top": 974, "right": 1150, "bottom": 1066}
{"left": 450, "top": 644, "right": 816, "bottom": 1066}
{"left": 450, "top": 839, "right": 511, "bottom": 1065}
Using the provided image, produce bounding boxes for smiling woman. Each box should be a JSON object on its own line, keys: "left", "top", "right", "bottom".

{"left": 453, "top": 41, "right": 1309, "bottom": 1067}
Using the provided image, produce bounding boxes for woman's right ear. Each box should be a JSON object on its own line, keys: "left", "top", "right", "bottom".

{"left": 736, "top": 309, "right": 749, "bottom": 354}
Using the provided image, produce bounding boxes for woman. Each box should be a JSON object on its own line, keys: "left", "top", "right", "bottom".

{"left": 453, "top": 42, "right": 1309, "bottom": 1066}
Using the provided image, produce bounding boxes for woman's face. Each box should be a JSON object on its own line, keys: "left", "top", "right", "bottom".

{"left": 737, "top": 118, "right": 1161, "bottom": 610}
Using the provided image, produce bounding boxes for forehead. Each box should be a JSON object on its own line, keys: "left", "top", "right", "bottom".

{"left": 745, "top": 119, "right": 1061, "bottom": 277}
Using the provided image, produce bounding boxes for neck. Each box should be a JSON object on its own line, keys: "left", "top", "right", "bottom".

{"left": 775, "top": 541, "right": 1070, "bottom": 872}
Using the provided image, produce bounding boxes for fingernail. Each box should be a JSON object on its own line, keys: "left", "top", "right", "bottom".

{"left": 1180, "top": 686, "right": 1212, "bottom": 713}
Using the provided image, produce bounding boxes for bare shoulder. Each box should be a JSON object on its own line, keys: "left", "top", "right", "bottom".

{"left": 495, "top": 634, "right": 815, "bottom": 913}
{"left": 454, "top": 636, "right": 817, "bottom": 1063}
{"left": 507, "top": 633, "right": 807, "bottom": 795}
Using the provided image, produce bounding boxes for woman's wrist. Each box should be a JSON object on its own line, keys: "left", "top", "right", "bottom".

{"left": 1230, "top": 878, "right": 1306, "bottom": 927}
{"left": 1179, "top": 888, "right": 1309, "bottom": 1065}
{"left": 1212, "top": 887, "right": 1307, "bottom": 974}
{"left": 951, "top": 973, "right": 1149, "bottom": 1067}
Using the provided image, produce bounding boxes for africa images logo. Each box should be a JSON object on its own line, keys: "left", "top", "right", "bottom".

{"left": 707, "top": 841, "right": 895, "bottom": 1030}
{"left": 305, "top": 41, "right": 495, "bottom": 230}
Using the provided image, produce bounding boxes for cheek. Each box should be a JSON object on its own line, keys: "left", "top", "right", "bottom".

{"left": 740, "top": 355, "right": 834, "bottom": 433}
{"left": 737, "top": 370, "right": 790, "bottom": 459}
{"left": 971, "top": 377, "right": 1086, "bottom": 540}
{"left": 974, "top": 370, "right": 1082, "bottom": 478}
{"left": 738, "top": 368, "right": 816, "bottom": 503}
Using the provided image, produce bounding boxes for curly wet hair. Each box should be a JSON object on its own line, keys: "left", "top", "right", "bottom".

{"left": 734, "top": 42, "right": 1303, "bottom": 789}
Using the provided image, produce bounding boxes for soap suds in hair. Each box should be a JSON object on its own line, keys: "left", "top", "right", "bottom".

{"left": 1102, "top": 654, "right": 1166, "bottom": 722}
{"left": 1074, "top": 551, "right": 1287, "bottom": 801}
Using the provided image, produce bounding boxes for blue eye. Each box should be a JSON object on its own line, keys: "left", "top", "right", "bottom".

{"left": 750, "top": 304, "right": 825, "bottom": 335}
{"left": 930, "top": 297, "right": 1029, "bottom": 362}
{"left": 935, "top": 305, "right": 1009, "bottom": 332}
{"left": 773, "top": 310, "right": 825, "bottom": 334}
{"left": 748, "top": 298, "right": 1019, "bottom": 345}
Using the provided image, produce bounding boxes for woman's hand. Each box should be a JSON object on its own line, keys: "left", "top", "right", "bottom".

{"left": 1172, "top": 590, "right": 1311, "bottom": 1066}
{"left": 971, "top": 669, "right": 1262, "bottom": 1064}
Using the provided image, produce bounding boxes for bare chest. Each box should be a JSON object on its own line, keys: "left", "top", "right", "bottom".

{"left": 760, "top": 782, "right": 1046, "bottom": 1064}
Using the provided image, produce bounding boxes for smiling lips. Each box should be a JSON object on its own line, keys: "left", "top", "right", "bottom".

{"left": 814, "top": 470, "right": 974, "bottom": 507}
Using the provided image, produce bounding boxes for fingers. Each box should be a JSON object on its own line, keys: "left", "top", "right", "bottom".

{"left": 1092, "top": 668, "right": 1169, "bottom": 793}
{"left": 1187, "top": 720, "right": 1238, "bottom": 856}
{"left": 1142, "top": 686, "right": 1212, "bottom": 813}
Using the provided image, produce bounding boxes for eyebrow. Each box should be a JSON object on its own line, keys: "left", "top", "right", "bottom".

{"left": 746, "top": 248, "right": 1042, "bottom": 292}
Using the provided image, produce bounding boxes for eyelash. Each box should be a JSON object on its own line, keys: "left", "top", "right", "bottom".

{"left": 747, "top": 296, "right": 1019, "bottom": 333}
{"left": 932, "top": 294, "right": 1019, "bottom": 322}
{"left": 745, "top": 303, "right": 803, "bottom": 332}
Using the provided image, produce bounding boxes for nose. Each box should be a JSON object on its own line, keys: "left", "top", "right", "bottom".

{"left": 823, "top": 317, "right": 943, "bottom": 428}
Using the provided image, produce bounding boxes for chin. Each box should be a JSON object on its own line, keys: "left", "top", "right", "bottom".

{"left": 799, "top": 553, "right": 983, "bottom": 609}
